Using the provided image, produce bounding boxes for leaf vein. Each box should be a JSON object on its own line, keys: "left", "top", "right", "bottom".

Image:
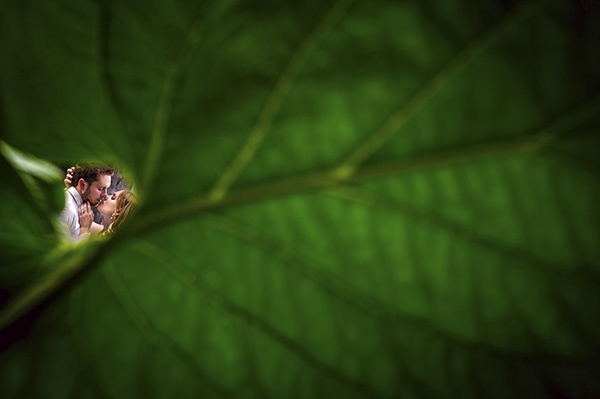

{"left": 136, "top": 241, "right": 382, "bottom": 397}
{"left": 198, "top": 214, "right": 598, "bottom": 368}
{"left": 94, "top": 0, "right": 133, "bottom": 164}
{"left": 141, "top": 19, "right": 203, "bottom": 195}
{"left": 208, "top": 0, "right": 354, "bottom": 200}
{"left": 102, "top": 264, "right": 232, "bottom": 397}
{"left": 332, "top": 0, "right": 549, "bottom": 179}
{"left": 325, "top": 186, "right": 600, "bottom": 286}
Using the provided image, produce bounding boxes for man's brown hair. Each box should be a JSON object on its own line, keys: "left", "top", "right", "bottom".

{"left": 70, "top": 162, "right": 114, "bottom": 187}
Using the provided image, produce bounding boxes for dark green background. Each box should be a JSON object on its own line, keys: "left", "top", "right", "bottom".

{"left": 1, "top": 0, "right": 599, "bottom": 397}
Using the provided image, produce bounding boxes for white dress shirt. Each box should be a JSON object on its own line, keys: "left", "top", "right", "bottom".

{"left": 60, "top": 186, "right": 87, "bottom": 241}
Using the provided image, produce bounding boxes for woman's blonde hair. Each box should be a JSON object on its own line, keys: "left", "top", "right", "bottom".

{"left": 106, "top": 190, "right": 137, "bottom": 234}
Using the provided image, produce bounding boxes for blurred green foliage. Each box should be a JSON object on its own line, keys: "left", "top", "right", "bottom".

{"left": 1, "top": 0, "right": 599, "bottom": 397}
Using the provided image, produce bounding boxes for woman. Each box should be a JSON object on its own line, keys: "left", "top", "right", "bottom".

{"left": 102, "top": 189, "right": 136, "bottom": 235}
{"left": 78, "top": 189, "right": 136, "bottom": 236}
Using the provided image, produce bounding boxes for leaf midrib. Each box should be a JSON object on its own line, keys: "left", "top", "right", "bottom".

{"left": 134, "top": 129, "right": 559, "bottom": 233}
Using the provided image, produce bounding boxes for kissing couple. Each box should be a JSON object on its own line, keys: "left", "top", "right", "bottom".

{"left": 59, "top": 162, "right": 136, "bottom": 242}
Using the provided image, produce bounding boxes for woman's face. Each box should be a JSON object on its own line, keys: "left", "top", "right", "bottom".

{"left": 97, "top": 190, "right": 123, "bottom": 218}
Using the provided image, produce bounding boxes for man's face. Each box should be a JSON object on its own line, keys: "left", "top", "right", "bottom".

{"left": 81, "top": 174, "right": 111, "bottom": 206}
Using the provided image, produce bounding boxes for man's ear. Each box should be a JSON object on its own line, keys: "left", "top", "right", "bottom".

{"left": 78, "top": 178, "right": 88, "bottom": 192}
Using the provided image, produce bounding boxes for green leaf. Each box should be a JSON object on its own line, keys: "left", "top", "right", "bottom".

{"left": 1, "top": 0, "right": 599, "bottom": 398}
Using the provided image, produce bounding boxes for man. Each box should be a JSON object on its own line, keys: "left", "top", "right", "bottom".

{"left": 60, "top": 162, "right": 114, "bottom": 241}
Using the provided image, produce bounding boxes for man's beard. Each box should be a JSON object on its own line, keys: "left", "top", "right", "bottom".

{"left": 81, "top": 187, "right": 98, "bottom": 206}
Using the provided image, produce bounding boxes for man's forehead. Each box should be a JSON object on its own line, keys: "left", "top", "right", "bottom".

{"left": 92, "top": 174, "right": 111, "bottom": 187}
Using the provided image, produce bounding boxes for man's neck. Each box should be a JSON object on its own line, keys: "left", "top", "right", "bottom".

{"left": 75, "top": 186, "right": 84, "bottom": 197}
{"left": 66, "top": 186, "right": 83, "bottom": 206}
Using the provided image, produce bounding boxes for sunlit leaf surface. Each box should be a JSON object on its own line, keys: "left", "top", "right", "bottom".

{"left": 1, "top": 0, "right": 599, "bottom": 397}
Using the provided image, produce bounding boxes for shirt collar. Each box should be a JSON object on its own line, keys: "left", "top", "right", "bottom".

{"left": 67, "top": 186, "right": 83, "bottom": 207}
